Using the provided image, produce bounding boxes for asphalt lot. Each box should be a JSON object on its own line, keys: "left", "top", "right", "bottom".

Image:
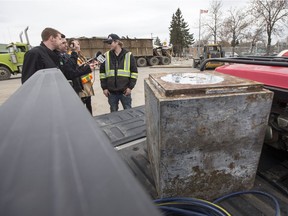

{"left": 0, "top": 59, "right": 197, "bottom": 116}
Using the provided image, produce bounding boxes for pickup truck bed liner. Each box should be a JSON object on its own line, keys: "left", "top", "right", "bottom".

{"left": 94, "top": 106, "right": 288, "bottom": 215}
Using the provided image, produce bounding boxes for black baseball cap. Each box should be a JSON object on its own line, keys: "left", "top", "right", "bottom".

{"left": 103, "top": 33, "right": 120, "bottom": 43}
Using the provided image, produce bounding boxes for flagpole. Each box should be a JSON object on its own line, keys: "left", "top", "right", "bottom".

{"left": 198, "top": 10, "right": 201, "bottom": 56}
{"left": 198, "top": 10, "right": 208, "bottom": 56}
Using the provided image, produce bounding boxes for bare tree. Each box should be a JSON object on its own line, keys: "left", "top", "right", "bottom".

{"left": 245, "top": 27, "right": 265, "bottom": 54}
{"left": 220, "top": 8, "right": 250, "bottom": 55}
{"left": 205, "top": 0, "right": 223, "bottom": 44}
{"left": 250, "top": 0, "right": 288, "bottom": 54}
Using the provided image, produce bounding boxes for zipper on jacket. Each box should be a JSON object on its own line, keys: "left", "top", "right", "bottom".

{"left": 114, "top": 57, "right": 118, "bottom": 88}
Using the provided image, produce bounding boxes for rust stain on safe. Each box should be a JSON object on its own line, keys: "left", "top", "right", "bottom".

{"left": 162, "top": 167, "right": 253, "bottom": 200}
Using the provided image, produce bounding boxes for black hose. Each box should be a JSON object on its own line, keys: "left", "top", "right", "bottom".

{"left": 155, "top": 190, "right": 281, "bottom": 216}
{"left": 158, "top": 206, "right": 207, "bottom": 216}
{"left": 155, "top": 197, "right": 230, "bottom": 216}
{"left": 213, "top": 190, "right": 281, "bottom": 216}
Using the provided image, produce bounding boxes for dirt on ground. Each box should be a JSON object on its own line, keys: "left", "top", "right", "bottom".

{"left": 0, "top": 58, "right": 197, "bottom": 116}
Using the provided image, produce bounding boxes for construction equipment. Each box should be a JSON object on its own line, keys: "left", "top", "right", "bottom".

{"left": 0, "top": 27, "right": 30, "bottom": 80}
{"left": 193, "top": 44, "right": 225, "bottom": 69}
{"left": 71, "top": 37, "right": 173, "bottom": 67}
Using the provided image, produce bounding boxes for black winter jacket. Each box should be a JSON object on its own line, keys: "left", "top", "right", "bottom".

{"left": 59, "top": 52, "right": 92, "bottom": 94}
{"left": 100, "top": 48, "right": 138, "bottom": 92}
{"left": 59, "top": 52, "right": 91, "bottom": 80}
{"left": 21, "top": 42, "right": 60, "bottom": 83}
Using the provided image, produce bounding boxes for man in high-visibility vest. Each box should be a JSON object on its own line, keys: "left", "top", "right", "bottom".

{"left": 100, "top": 34, "right": 138, "bottom": 112}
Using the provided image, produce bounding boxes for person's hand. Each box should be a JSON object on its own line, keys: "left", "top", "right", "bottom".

{"left": 124, "top": 88, "right": 131, "bottom": 96}
{"left": 103, "top": 89, "right": 110, "bottom": 97}
{"left": 89, "top": 62, "right": 96, "bottom": 71}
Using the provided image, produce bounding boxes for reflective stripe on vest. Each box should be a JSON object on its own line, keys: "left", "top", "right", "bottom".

{"left": 130, "top": 72, "right": 138, "bottom": 79}
{"left": 81, "top": 73, "right": 92, "bottom": 84}
{"left": 103, "top": 51, "right": 133, "bottom": 78}
{"left": 100, "top": 73, "right": 106, "bottom": 79}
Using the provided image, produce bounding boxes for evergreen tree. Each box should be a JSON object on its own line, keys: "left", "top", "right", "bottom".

{"left": 169, "top": 8, "right": 195, "bottom": 56}
{"left": 154, "top": 37, "right": 162, "bottom": 46}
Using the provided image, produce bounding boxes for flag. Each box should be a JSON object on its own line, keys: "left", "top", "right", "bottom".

{"left": 200, "top": 9, "right": 208, "bottom": 14}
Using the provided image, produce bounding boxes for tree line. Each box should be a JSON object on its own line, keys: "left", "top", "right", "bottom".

{"left": 166, "top": 0, "right": 288, "bottom": 56}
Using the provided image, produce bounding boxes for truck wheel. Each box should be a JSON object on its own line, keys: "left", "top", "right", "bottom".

{"left": 193, "top": 59, "right": 197, "bottom": 68}
{"left": 0, "top": 66, "right": 11, "bottom": 80}
{"left": 161, "top": 56, "right": 171, "bottom": 65}
{"left": 148, "top": 57, "right": 159, "bottom": 66}
{"left": 193, "top": 59, "right": 200, "bottom": 68}
{"left": 137, "top": 57, "right": 147, "bottom": 67}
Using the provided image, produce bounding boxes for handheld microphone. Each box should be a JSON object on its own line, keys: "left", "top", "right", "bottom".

{"left": 96, "top": 51, "right": 106, "bottom": 63}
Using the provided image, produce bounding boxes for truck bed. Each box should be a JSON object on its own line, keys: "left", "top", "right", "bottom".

{"left": 94, "top": 106, "right": 288, "bottom": 215}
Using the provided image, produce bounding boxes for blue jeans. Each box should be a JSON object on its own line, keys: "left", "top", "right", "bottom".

{"left": 108, "top": 92, "right": 132, "bottom": 112}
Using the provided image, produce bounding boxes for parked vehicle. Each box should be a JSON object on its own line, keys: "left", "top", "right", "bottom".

{"left": 193, "top": 44, "right": 225, "bottom": 69}
{"left": 277, "top": 49, "right": 288, "bottom": 57}
{"left": 0, "top": 44, "right": 8, "bottom": 53}
{"left": 0, "top": 27, "right": 30, "bottom": 80}
{"left": 72, "top": 37, "right": 173, "bottom": 67}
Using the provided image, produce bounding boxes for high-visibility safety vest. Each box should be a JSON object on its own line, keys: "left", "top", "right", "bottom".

{"left": 76, "top": 53, "right": 93, "bottom": 84}
{"left": 81, "top": 73, "right": 93, "bottom": 84}
{"left": 67, "top": 51, "right": 93, "bottom": 84}
{"left": 100, "top": 51, "right": 138, "bottom": 80}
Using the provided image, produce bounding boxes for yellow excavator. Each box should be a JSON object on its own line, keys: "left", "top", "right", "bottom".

{"left": 193, "top": 44, "right": 225, "bottom": 69}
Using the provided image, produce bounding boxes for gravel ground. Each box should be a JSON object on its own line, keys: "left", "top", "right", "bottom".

{"left": 0, "top": 58, "right": 198, "bottom": 116}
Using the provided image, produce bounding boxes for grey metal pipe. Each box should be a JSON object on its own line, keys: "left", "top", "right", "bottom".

{"left": 24, "top": 26, "right": 30, "bottom": 45}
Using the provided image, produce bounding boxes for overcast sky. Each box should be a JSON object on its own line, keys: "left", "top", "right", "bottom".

{"left": 0, "top": 0, "right": 251, "bottom": 46}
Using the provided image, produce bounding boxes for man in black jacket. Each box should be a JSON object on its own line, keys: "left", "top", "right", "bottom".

{"left": 21, "top": 27, "right": 64, "bottom": 83}
{"left": 57, "top": 37, "right": 94, "bottom": 94}
{"left": 100, "top": 34, "right": 138, "bottom": 112}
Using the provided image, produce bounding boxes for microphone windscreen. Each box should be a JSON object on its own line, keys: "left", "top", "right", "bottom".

{"left": 97, "top": 54, "right": 106, "bottom": 63}
{"left": 96, "top": 51, "right": 102, "bottom": 57}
